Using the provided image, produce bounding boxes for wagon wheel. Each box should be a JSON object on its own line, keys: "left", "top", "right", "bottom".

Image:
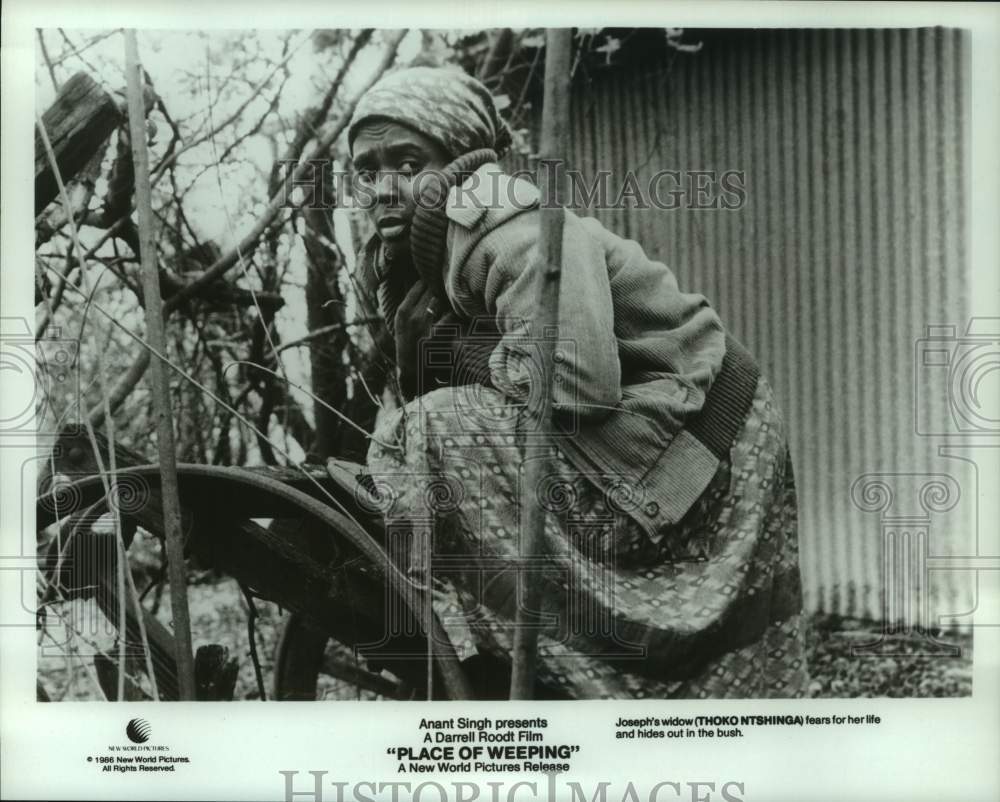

{"left": 272, "top": 612, "right": 423, "bottom": 700}
{"left": 37, "top": 456, "right": 472, "bottom": 701}
{"left": 273, "top": 611, "right": 536, "bottom": 701}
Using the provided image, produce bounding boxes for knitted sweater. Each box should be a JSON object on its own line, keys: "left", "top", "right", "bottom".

{"left": 367, "top": 162, "right": 761, "bottom": 541}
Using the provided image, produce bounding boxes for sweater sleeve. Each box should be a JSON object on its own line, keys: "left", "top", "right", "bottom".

{"left": 451, "top": 208, "right": 623, "bottom": 421}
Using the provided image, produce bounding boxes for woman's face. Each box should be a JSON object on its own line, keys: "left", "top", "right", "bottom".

{"left": 352, "top": 120, "right": 451, "bottom": 245}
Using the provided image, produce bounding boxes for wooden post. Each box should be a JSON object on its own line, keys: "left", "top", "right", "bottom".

{"left": 123, "top": 30, "right": 197, "bottom": 701}
{"left": 509, "top": 28, "right": 572, "bottom": 700}
{"left": 35, "top": 72, "right": 122, "bottom": 216}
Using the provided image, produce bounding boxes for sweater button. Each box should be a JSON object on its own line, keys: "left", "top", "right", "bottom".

{"left": 643, "top": 501, "right": 660, "bottom": 517}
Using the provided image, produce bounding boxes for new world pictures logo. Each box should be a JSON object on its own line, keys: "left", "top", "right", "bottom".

{"left": 102, "top": 718, "right": 168, "bottom": 752}
{"left": 126, "top": 718, "right": 151, "bottom": 744}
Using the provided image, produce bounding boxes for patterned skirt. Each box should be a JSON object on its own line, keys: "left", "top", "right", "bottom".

{"left": 364, "top": 380, "right": 809, "bottom": 699}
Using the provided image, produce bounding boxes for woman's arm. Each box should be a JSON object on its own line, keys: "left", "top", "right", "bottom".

{"left": 450, "top": 207, "right": 623, "bottom": 421}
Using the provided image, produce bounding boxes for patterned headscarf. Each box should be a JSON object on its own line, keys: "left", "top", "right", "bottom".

{"left": 348, "top": 66, "right": 513, "bottom": 158}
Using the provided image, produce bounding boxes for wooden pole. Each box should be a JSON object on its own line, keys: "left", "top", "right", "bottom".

{"left": 123, "top": 30, "right": 197, "bottom": 701}
{"left": 509, "top": 28, "right": 572, "bottom": 700}
{"left": 34, "top": 71, "right": 122, "bottom": 216}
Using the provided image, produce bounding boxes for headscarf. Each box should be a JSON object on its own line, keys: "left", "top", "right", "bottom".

{"left": 348, "top": 66, "right": 513, "bottom": 158}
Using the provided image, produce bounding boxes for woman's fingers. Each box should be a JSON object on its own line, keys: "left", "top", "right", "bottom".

{"left": 396, "top": 280, "right": 452, "bottom": 351}
{"left": 424, "top": 291, "right": 443, "bottom": 320}
{"left": 399, "top": 278, "right": 428, "bottom": 311}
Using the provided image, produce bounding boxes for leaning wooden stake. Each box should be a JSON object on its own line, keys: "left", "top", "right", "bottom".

{"left": 123, "top": 30, "right": 197, "bottom": 701}
{"left": 509, "top": 28, "right": 572, "bottom": 700}
{"left": 34, "top": 71, "right": 122, "bottom": 216}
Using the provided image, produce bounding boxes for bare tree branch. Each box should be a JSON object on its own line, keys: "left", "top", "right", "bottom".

{"left": 162, "top": 29, "right": 406, "bottom": 312}
{"left": 38, "top": 30, "right": 61, "bottom": 92}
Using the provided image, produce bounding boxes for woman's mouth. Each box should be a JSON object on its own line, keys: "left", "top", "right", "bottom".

{"left": 377, "top": 216, "right": 408, "bottom": 240}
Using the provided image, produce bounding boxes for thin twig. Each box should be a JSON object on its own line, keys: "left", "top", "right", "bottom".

{"left": 509, "top": 29, "right": 572, "bottom": 701}
{"left": 274, "top": 318, "right": 380, "bottom": 354}
{"left": 89, "top": 349, "right": 150, "bottom": 428}
{"left": 138, "top": 560, "right": 168, "bottom": 605}
{"left": 57, "top": 28, "right": 107, "bottom": 79}
{"left": 239, "top": 583, "right": 267, "bottom": 701}
{"left": 50, "top": 29, "right": 118, "bottom": 68}
{"left": 34, "top": 257, "right": 69, "bottom": 340}
{"left": 37, "top": 30, "right": 60, "bottom": 93}
{"left": 124, "top": 29, "right": 197, "bottom": 700}
{"left": 351, "top": 365, "right": 385, "bottom": 411}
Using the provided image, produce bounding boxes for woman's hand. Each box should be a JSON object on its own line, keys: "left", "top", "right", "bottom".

{"left": 394, "top": 279, "right": 448, "bottom": 397}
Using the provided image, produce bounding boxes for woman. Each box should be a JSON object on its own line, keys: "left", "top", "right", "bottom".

{"left": 344, "top": 65, "right": 808, "bottom": 699}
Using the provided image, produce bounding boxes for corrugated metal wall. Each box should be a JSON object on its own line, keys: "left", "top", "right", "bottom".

{"left": 534, "top": 28, "right": 972, "bottom": 623}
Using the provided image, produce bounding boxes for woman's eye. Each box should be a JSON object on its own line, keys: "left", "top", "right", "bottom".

{"left": 357, "top": 169, "right": 376, "bottom": 185}
{"left": 398, "top": 160, "right": 420, "bottom": 176}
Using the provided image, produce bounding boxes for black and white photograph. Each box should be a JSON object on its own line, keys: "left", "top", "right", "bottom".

{"left": 2, "top": 3, "right": 999, "bottom": 801}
